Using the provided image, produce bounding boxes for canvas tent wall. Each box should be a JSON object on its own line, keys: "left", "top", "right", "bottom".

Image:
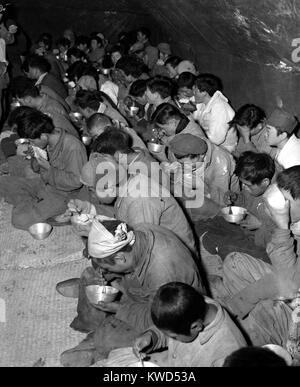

{"left": 12, "top": 0, "right": 300, "bottom": 117}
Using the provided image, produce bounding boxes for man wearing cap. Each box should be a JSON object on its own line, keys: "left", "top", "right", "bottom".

{"left": 265, "top": 108, "right": 299, "bottom": 170}
{"left": 161, "top": 134, "right": 239, "bottom": 215}
{"left": 65, "top": 142, "right": 197, "bottom": 255}
{"left": 176, "top": 60, "right": 198, "bottom": 77}
{"left": 59, "top": 219, "right": 203, "bottom": 367}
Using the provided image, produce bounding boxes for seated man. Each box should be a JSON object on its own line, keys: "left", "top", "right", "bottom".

{"left": 0, "top": 111, "right": 87, "bottom": 229}
{"left": 265, "top": 108, "right": 299, "bottom": 170}
{"left": 176, "top": 71, "right": 197, "bottom": 115}
{"left": 225, "top": 152, "right": 276, "bottom": 248}
{"left": 193, "top": 73, "right": 237, "bottom": 153}
{"left": 59, "top": 220, "right": 203, "bottom": 367}
{"left": 230, "top": 104, "right": 268, "bottom": 158}
{"left": 74, "top": 89, "right": 128, "bottom": 126}
{"left": 87, "top": 113, "right": 146, "bottom": 150}
{"left": 133, "top": 282, "right": 246, "bottom": 367}
{"left": 69, "top": 145, "right": 197, "bottom": 255}
{"left": 12, "top": 78, "right": 79, "bottom": 138}
{"left": 25, "top": 54, "right": 68, "bottom": 99}
{"left": 214, "top": 166, "right": 300, "bottom": 348}
{"left": 150, "top": 103, "right": 205, "bottom": 162}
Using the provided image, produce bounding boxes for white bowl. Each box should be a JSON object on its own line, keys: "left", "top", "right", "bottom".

{"left": 102, "top": 68, "right": 111, "bottom": 75}
{"left": 28, "top": 223, "right": 53, "bottom": 240}
{"left": 82, "top": 136, "right": 92, "bottom": 146}
{"left": 148, "top": 142, "right": 164, "bottom": 153}
{"left": 85, "top": 285, "right": 119, "bottom": 304}
{"left": 221, "top": 206, "right": 247, "bottom": 224}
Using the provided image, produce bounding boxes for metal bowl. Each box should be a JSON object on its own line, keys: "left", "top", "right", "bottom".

{"left": 85, "top": 285, "right": 119, "bottom": 304}
{"left": 129, "top": 106, "right": 139, "bottom": 117}
{"left": 28, "top": 223, "right": 53, "bottom": 240}
{"left": 102, "top": 68, "right": 111, "bottom": 75}
{"left": 10, "top": 101, "right": 21, "bottom": 110}
{"left": 69, "top": 112, "right": 83, "bottom": 122}
{"left": 15, "top": 138, "right": 30, "bottom": 146}
{"left": 148, "top": 142, "right": 164, "bottom": 153}
{"left": 221, "top": 206, "right": 247, "bottom": 224}
{"left": 82, "top": 136, "right": 92, "bottom": 146}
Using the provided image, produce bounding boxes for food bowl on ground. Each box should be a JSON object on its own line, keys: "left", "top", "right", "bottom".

{"left": 147, "top": 142, "right": 164, "bottom": 153}
{"left": 28, "top": 223, "right": 53, "bottom": 240}
{"left": 263, "top": 344, "right": 293, "bottom": 366}
{"left": 85, "top": 285, "right": 119, "bottom": 304}
{"left": 82, "top": 136, "right": 92, "bottom": 146}
{"left": 221, "top": 206, "right": 247, "bottom": 224}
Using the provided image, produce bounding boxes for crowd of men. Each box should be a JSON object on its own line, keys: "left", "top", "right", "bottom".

{"left": 0, "top": 20, "right": 300, "bottom": 367}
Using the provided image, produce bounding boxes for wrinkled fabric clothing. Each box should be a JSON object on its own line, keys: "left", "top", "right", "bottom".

{"left": 115, "top": 174, "right": 197, "bottom": 255}
{"left": 193, "top": 91, "right": 237, "bottom": 153}
{"left": 149, "top": 298, "right": 246, "bottom": 367}
{"left": 195, "top": 217, "right": 271, "bottom": 263}
{"left": 72, "top": 224, "right": 202, "bottom": 334}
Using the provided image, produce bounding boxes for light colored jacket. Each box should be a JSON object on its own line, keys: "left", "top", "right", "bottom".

{"left": 149, "top": 298, "right": 246, "bottom": 367}
{"left": 114, "top": 173, "right": 197, "bottom": 254}
{"left": 115, "top": 223, "right": 203, "bottom": 331}
{"left": 193, "top": 91, "right": 237, "bottom": 153}
{"left": 224, "top": 228, "right": 300, "bottom": 319}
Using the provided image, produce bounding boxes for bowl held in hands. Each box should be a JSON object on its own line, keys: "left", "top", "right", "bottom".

{"left": 147, "top": 142, "right": 164, "bottom": 153}
{"left": 85, "top": 285, "right": 119, "bottom": 304}
{"left": 28, "top": 223, "right": 53, "bottom": 240}
{"left": 221, "top": 206, "right": 247, "bottom": 224}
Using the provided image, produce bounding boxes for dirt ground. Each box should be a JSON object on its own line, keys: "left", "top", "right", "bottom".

{"left": 0, "top": 201, "right": 89, "bottom": 367}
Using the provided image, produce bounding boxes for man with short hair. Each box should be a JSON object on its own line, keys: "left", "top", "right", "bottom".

{"left": 145, "top": 77, "right": 175, "bottom": 111}
{"left": 193, "top": 73, "right": 237, "bottom": 153}
{"left": 74, "top": 89, "right": 128, "bottom": 126}
{"left": 213, "top": 166, "right": 300, "bottom": 347}
{"left": 12, "top": 79, "right": 78, "bottom": 138}
{"left": 25, "top": 54, "right": 68, "bottom": 99}
{"left": 265, "top": 108, "right": 299, "bottom": 169}
{"left": 133, "top": 282, "right": 246, "bottom": 367}
{"left": 0, "top": 111, "right": 87, "bottom": 229}
{"left": 130, "top": 27, "right": 159, "bottom": 70}
{"left": 225, "top": 152, "right": 276, "bottom": 247}
{"left": 87, "top": 114, "right": 145, "bottom": 150}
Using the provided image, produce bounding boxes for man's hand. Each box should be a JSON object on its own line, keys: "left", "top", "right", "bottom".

{"left": 35, "top": 155, "right": 50, "bottom": 170}
{"left": 30, "top": 157, "right": 41, "bottom": 173}
{"left": 240, "top": 214, "right": 262, "bottom": 231}
{"left": 68, "top": 199, "right": 95, "bottom": 215}
{"left": 132, "top": 332, "right": 154, "bottom": 360}
{"left": 93, "top": 301, "right": 120, "bottom": 314}
{"left": 223, "top": 191, "right": 239, "bottom": 206}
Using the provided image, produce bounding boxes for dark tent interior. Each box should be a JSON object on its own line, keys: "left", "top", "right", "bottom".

{"left": 13, "top": 0, "right": 300, "bottom": 116}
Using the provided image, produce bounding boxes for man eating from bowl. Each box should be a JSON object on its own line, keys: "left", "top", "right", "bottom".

{"left": 58, "top": 218, "right": 204, "bottom": 367}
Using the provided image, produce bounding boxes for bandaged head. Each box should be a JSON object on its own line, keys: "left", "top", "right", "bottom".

{"left": 88, "top": 219, "right": 136, "bottom": 258}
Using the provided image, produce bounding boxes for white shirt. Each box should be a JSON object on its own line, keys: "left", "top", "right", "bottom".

{"left": 277, "top": 135, "right": 300, "bottom": 169}
{"left": 0, "top": 38, "right": 7, "bottom": 64}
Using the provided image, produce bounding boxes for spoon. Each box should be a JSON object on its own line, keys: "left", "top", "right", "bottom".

{"left": 139, "top": 353, "right": 145, "bottom": 368}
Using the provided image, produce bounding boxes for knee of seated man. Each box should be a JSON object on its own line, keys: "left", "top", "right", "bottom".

{"left": 11, "top": 211, "right": 32, "bottom": 230}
